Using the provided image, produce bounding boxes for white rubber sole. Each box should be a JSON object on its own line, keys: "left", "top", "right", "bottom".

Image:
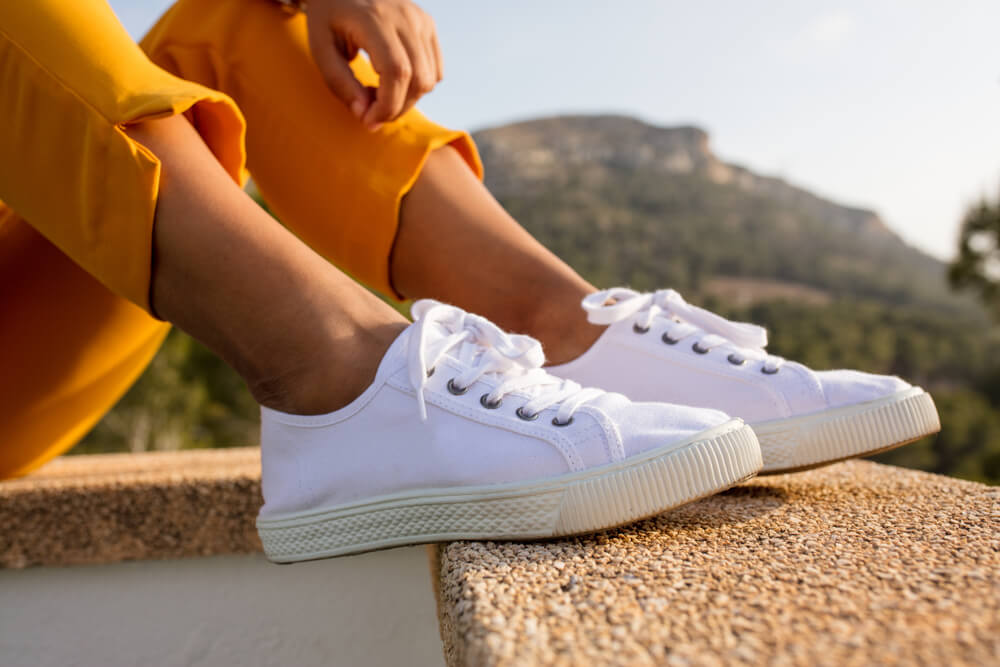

{"left": 256, "top": 419, "right": 761, "bottom": 562}
{"left": 753, "top": 387, "right": 940, "bottom": 475}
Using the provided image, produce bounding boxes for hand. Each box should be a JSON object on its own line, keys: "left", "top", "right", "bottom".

{"left": 305, "top": 0, "right": 443, "bottom": 131}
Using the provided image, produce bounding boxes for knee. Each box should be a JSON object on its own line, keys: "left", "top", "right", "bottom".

{"left": 140, "top": 0, "right": 292, "bottom": 61}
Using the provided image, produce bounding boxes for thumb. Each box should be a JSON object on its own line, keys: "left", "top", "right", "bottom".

{"left": 307, "top": 26, "right": 368, "bottom": 119}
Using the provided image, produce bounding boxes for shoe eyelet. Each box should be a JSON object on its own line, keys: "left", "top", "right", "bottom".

{"left": 480, "top": 393, "right": 502, "bottom": 409}
{"left": 633, "top": 323, "right": 650, "bottom": 334}
{"left": 761, "top": 366, "right": 780, "bottom": 375}
{"left": 516, "top": 407, "right": 539, "bottom": 421}
{"left": 552, "top": 416, "right": 574, "bottom": 427}
{"left": 661, "top": 332, "right": 679, "bottom": 345}
{"left": 727, "top": 354, "right": 746, "bottom": 366}
{"left": 692, "top": 342, "right": 710, "bottom": 355}
{"left": 447, "top": 378, "right": 469, "bottom": 395}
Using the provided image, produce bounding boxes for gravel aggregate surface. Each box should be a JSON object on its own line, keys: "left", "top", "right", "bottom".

{"left": 0, "top": 448, "right": 262, "bottom": 568}
{"left": 434, "top": 461, "right": 999, "bottom": 666}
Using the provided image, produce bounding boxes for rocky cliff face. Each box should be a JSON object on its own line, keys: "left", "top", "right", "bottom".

{"left": 474, "top": 115, "right": 892, "bottom": 241}
{"left": 470, "top": 114, "right": 955, "bottom": 311}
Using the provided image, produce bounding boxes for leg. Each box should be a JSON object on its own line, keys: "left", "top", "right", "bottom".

{"left": 398, "top": 152, "right": 940, "bottom": 473}
{"left": 392, "top": 146, "right": 605, "bottom": 364}
{"left": 141, "top": 0, "right": 601, "bottom": 363}
{"left": 0, "top": 0, "right": 242, "bottom": 478}
{"left": 143, "top": 0, "right": 600, "bottom": 363}
{"left": 0, "top": 0, "right": 405, "bottom": 479}
{"left": 126, "top": 114, "right": 407, "bottom": 415}
{"left": 142, "top": 0, "right": 480, "bottom": 302}
{"left": 3, "top": 0, "right": 404, "bottom": 415}
{"left": 0, "top": 106, "right": 406, "bottom": 480}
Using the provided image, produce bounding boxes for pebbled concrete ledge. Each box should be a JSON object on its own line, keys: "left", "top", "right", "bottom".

{"left": 433, "top": 461, "right": 999, "bottom": 666}
{"left": 4, "top": 450, "right": 997, "bottom": 666}
{"left": 0, "top": 448, "right": 262, "bottom": 569}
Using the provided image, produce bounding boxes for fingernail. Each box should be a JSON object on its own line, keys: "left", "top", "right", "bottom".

{"left": 350, "top": 100, "right": 365, "bottom": 119}
{"left": 368, "top": 122, "right": 383, "bottom": 132}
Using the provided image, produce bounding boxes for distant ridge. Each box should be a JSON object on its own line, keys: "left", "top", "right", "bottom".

{"left": 472, "top": 115, "right": 963, "bottom": 313}
{"left": 478, "top": 114, "right": 900, "bottom": 242}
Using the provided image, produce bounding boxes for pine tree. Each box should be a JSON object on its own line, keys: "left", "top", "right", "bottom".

{"left": 950, "top": 191, "right": 1000, "bottom": 316}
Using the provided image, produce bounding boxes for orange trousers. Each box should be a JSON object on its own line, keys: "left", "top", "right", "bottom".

{"left": 0, "top": 0, "right": 481, "bottom": 479}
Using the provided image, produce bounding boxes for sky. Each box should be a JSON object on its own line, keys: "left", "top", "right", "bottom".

{"left": 112, "top": 0, "right": 1000, "bottom": 260}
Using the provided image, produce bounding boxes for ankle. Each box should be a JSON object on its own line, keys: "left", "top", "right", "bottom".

{"left": 537, "top": 315, "right": 605, "bottom": 366}
{"left": 517, "top": 286, "right": 604, "bottom": 366}
{"left": 248, "top": 320, "right": 408, "bottom": 415}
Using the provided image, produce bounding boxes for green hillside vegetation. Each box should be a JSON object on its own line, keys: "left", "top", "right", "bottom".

{"left": 498, "top": 170, "right": 959, "bottom": 311}
{"left": 73, "top": 115, "right": 1000, "bottom": 484}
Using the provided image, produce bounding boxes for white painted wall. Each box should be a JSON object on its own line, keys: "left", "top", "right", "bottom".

{"left": 0, "top": 547, "right": 445, "bottom": 667}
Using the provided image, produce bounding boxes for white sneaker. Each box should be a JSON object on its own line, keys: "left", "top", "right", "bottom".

{"left": 256, "top": 300, "right": 761, "bottom": 562}
{"left": 549, "top": 288, "right": 941, "bottom": 475}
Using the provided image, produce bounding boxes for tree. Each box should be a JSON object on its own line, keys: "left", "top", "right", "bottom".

{"left": 950, "top": 191, "right": 1000, "bottom": 316}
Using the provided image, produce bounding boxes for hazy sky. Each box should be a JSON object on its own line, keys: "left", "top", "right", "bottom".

{"left": 113, "top": 0, "right": 1000, "bottom": 260}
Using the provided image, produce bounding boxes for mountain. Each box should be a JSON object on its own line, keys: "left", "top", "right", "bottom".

{"left": 472, "top": 115, "right": 968, "bottom": 314}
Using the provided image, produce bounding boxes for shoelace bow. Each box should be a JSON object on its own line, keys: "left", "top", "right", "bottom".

{"left": 582, "top": 288, "right": 785, "bottom": 373}
{"left": 408, "top": 301, "right": 604, "bottom": 421}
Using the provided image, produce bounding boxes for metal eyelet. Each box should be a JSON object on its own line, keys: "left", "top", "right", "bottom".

{"left": 727, "top": 354, "right": 746, "bottom": 366}
{"left": 661, "top": 332, "right": 679, "bottom": 345}
{"left": 426, "top": 367, "right": 436, "bottom": 377}
{"left": 692, "top": 342, "right": 710, "bottom": 355}
{"left": 552, "top": 416, "right": 574, "bottom": 427}
{"left": 761, "top": 366, "right": 780, "bottom": 375}
{"left": 633, "top": 323, "right": 650, "bottom": 334}
{"left": 447, "top": 379, "right": 469, "bottom": 395}
{"left": 480, "top": 393, "right": 502, "bottom": 409}
{"left": 516, "top": 407, "right": 540, "bottom": 421}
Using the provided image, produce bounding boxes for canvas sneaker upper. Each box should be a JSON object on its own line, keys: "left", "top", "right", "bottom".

{"left": 549, "top": 287, "right": 912, "bottom": 424}
{"left": 258, "top": 298, "right": 738, "bottom": 520}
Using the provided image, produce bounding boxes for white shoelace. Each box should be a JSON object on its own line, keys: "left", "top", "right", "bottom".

{"left": 408, "top": 301, "right": 604, "bottom": 422}
{"left": 582, "top": 288, "right": 786, "bottom": 373}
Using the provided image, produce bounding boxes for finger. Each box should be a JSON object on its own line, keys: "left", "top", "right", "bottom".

{"left": 430, "top": 31, "right": 444, "bottom": 82}
{"left": 360, "top": 21, "right": 412, "bottom": 129}
{"left": 395, "top": 26, "right": 436, "bottom": 117}
{"left": 306, "top": 22, "right": 368, "bottom": 119}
